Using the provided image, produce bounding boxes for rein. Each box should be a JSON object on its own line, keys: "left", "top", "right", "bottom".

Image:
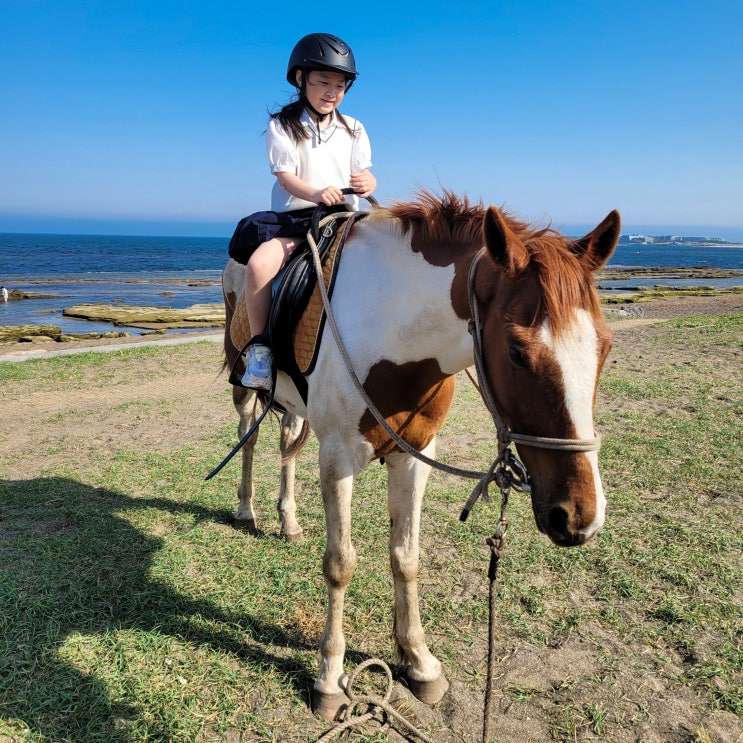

{"left": 306, "top": 238, "right": 602, "bottom": 521}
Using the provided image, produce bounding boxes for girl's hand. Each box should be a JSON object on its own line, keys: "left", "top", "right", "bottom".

{"left": 316, "top": 186, "right": 345, "bottom": 206}
{"left": 350, "top": 170, "right": 376, "bottom": 198}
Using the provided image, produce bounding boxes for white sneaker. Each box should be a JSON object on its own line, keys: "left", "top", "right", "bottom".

{"left": 241, "top": 344, "right": 273, "bottom": 390}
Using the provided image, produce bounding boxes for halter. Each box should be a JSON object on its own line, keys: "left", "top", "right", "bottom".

{"left": 466, "top": 247, "right": 602, "bottom": 452}
{"left": 458, "top": 247, "right": 602, "bottom": 518}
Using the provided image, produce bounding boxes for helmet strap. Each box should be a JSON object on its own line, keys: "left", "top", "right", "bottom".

{"left": 302, "top": 96, "right": 329, "bottom": 123}
{"left": 298, "top": 71, "right": 330, "bottom": 143}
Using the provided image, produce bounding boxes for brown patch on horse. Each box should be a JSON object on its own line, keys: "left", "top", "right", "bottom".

{"left": 359, "top": 357, "right": 455, "bottom": 458}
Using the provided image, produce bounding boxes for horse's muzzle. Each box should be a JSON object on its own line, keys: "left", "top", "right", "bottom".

{"left": 533, "top": 502, "right": 594, "bottom": 547}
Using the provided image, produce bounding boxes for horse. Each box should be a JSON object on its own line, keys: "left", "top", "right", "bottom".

{"left": 219, "top": 190, "right": 620, "bottom": 719}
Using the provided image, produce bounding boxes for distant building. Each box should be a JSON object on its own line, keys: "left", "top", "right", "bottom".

{"left": 619, "top": 233, "right": 728, "bottom": 245}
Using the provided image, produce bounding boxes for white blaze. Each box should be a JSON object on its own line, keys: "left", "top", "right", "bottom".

{"left": 540, "top": 308, "right": 606, "bottom": 537}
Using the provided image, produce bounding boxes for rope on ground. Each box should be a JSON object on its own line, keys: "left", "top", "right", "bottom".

{"left": 315, "top": 658, "right": 436, "bottom": 743}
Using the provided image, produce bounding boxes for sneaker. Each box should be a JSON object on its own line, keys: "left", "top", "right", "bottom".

{"left": 241, "top": 343, "right": 273, "bottom": 390}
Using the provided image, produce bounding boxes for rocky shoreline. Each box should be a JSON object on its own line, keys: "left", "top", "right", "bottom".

{"left": 1, "top": 267, "right": 741, "bottom": 347}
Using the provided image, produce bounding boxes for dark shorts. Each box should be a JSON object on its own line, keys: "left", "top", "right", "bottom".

{"left": 228, "top": 204, "right": 352, "bottom": 264}
{"left": 227, "top": 208, "right": 316, "bottom": 264}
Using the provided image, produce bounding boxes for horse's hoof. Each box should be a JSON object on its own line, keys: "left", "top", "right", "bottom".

{"left": 232, "top": 517, "right": 258, "bottom": 534}
{"left": 311, "top": 689, "right": 350, "bottom": 721}
{"left": 282, "top": 529, "right": 305, "bottom": 544}
{"left": 404, "top": 672, "right": 449, "bottom": 705}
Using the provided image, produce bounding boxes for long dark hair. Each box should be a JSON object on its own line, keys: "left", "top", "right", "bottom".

{"left": 271, "top": 94, "right": 357, "bottom": 144}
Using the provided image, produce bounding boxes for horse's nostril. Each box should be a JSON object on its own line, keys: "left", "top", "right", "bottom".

{"left": 548, "top": 506, "right": 569, "bottom": 536}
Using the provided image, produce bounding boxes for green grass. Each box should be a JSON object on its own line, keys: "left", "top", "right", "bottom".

{"left": 1, "top": 316, "right": 741, "bottom": 741}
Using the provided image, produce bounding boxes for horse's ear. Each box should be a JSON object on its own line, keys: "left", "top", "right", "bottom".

{"left": 572, "top": 210, "right": 621, "bottom": 271}
{"left": 483, "top": 206, "right": 529, "bottom": 274}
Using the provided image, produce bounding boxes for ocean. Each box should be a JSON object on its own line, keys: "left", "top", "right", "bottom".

{"left": 0, "top": 234, "right": 227, "bottom": 335}
{"left": 1, "top": 233, "right": 742, "bottom": 336}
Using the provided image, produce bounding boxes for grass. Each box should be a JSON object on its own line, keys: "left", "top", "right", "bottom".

{"left": 0, "top": 314, "right": 741, "bottom": 741}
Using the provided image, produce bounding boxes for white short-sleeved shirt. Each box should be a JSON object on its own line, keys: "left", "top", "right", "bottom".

{"left": 267, "top": 110, "right": 372, "bottom": 213}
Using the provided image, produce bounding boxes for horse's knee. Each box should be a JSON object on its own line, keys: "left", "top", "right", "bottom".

{"left": 322, "top": 547, "right": 357, "bottom": 589}
{"left": 390, "top": 546, "right": 419, "bottom": 583}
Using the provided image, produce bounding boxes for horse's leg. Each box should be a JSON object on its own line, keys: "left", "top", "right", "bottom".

{"left": 386, "top": 444, "right": 449, "bottom": 705}
{"left": 277, "top": 413, "right": 306, "bottom": 543}
{"left": 232, "top": 385, "right": 261, "bottom": 532}
{"left": 232, "top": 387, "right": 306, "bottom": 540}
{"left": 311, "top": 442, "right": 357, "bottom": 720}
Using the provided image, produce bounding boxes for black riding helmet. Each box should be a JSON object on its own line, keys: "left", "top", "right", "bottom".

{"left": 286, "top": 33, "right": 358, "bottom": 91}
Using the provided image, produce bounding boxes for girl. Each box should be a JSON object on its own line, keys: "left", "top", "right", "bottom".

{"left": 229, "top": 32, "right": 376, "bottom": 390}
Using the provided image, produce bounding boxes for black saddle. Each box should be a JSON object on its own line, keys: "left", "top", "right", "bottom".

{"left": 266, "top": 191, "right": 377, "bottom": 401}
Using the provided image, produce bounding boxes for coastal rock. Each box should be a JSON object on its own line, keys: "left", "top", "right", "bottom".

{"left": 0, "top": 324, "right": 62, "bottom": 343}
{"left": 19, "top": 335, "right": 58, "bottom": 344}
{"left": 6, "top": 289, "right": 61, "bottom": 300}
{"left": 62, "top": 302, "right": 225, "bottom": 329}
{"left": 604, "top": 305, "right": 646, "bottom": 319}
{"left": 0, "top": 324, "right": 137, "bottom": 345}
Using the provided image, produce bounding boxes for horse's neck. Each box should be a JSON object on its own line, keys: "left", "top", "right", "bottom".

{"left": 339, "top": 225, "right": 476, "bottom": 375}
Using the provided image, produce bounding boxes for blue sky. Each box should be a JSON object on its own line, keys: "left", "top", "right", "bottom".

{"left": 1, "top": 1, "right": 742, "bottom": 239}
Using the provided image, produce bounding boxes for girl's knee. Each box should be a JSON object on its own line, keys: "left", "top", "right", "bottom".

{"left": 247, "top": 241, "right": 281, "bottom": 276}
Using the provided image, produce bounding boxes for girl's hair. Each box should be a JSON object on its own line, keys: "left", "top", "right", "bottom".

{"left": 271, "top": 94, "right": 357, "bottom": 144}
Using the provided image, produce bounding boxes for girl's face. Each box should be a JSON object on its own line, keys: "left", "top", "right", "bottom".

{"left": 299, "top": 69, "right": 348, "bottom": 118}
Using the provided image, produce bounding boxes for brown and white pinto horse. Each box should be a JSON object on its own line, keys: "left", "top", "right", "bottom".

{"left": 220, "top": 191, "right": 620, "bottom": 719}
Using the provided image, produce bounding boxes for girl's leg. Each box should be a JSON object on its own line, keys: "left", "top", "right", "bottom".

{"left": 245, "top": 236, "right": 299, "bottom": 337}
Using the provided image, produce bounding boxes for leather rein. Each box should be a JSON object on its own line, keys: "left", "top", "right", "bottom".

{"left": 207, "top": 202, "right": 602, "bottom": 510}
{"left": 307, "top": 232, "right": 602, "bottom": 519}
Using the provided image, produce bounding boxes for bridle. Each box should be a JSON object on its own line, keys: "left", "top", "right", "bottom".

{"left": 466, "top": 246, "right": 602, "bottom": 455}
{"left": 464, "top": 246, "right": 604, "bottom": 742}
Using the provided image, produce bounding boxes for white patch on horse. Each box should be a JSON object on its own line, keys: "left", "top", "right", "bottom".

{"left": 541, "top": 308, "right": 606, "bottom": 536}
{"left": 307, "top": 222, "right": 470, "bottom": 440}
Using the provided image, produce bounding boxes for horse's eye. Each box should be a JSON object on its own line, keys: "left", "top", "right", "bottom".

{"left": 508, "top": 345, "right": 527, "bottom": 367}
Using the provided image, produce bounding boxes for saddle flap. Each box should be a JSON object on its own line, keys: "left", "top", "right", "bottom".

{"left": 272, "top": 211, "right": 357, "bottom": 376}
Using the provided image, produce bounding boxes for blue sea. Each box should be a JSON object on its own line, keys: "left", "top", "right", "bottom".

{"left": 1, "top": 233, "right": 742, "bottom": 336}
{"left": 0, "top": 234, "right": 228, "bottom": 335}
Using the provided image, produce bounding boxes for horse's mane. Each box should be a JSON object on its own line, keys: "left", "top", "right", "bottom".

{"left": 377, "top": 189, "right": 602, "bottom": 333}
{"left": 381, "top": 188, "right": 487, "bottom": 246}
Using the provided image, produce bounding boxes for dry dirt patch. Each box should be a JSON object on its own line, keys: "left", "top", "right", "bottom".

{"left": 0, "top": 340, "right": 233, "bottom": 480}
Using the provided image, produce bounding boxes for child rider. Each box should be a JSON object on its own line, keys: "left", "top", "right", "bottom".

{"left": 229, "top": 32, "right": 376, "bottom": 390}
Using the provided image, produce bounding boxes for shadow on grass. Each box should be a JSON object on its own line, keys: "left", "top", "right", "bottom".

{"left": 0, "top": 477, "right": 319, "bottom": 741}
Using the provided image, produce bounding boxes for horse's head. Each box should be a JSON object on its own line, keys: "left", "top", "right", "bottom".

{"left": 475, "top": 207, "right": 620, "bottom": 546}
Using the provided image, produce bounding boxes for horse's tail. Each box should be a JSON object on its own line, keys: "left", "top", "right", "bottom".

{"left": 282, "top": 419, "right": 311, "bottom": 465}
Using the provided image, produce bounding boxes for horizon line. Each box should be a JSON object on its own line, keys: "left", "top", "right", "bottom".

{"left": 2, "top": 217, "right": 743, "bottom": 242}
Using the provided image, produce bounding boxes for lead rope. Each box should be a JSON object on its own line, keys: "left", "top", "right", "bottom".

{"left": 316, "top": 659, "right": 435, "bottom": 743}
{"left": 482, "top": 483, "right": 510, "bottom": 743}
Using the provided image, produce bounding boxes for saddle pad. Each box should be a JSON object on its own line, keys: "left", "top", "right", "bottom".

{"left": 229, "top": 289, "right": 252, "bottom": 351}
{"left": 292, "top": 217, "right": 349, "bottom": 374}
{"left": 229, "top": 214, "right": 352, "bottom": 374}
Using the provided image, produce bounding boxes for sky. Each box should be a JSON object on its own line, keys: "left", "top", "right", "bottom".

{"left": 1, "top": 1, "right": 742, "bottom": 240}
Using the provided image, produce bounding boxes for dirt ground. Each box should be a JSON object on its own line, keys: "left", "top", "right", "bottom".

{"left": 1, "top": 292, "right": 741, "bottom": 742}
